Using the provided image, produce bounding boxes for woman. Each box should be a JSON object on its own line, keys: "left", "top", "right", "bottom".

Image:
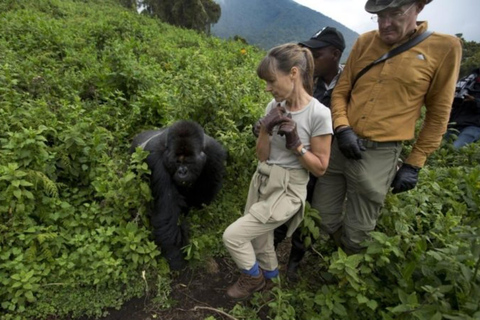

{"left": 223, "top": 43, "right": 333, "bottom": 300}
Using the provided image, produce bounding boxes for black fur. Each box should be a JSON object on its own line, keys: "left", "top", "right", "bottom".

{"left": 131, "top": 120, "right": 227, "bottom": 270}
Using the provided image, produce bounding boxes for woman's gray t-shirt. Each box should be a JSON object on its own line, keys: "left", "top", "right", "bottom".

{"left": 266, "top": 98, "right": 333, "bottom": 169}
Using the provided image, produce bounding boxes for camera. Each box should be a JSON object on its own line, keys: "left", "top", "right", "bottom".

{"left": 454, "top": 73, "right": 476, "bottom": 100}
{"left": 454, "top": 72, "right": 480, "bottom": 100}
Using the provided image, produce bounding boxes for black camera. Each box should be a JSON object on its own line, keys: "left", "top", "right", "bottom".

{"left": 454, "top": 72, "right": 479, "bottom": 100}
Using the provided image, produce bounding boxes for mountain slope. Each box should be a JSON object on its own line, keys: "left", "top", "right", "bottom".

{"left": 0, "top": 0, "right": 269, "bottom": 317}
{"left": 212, "top": 0, "right": 359, "bottom": 60}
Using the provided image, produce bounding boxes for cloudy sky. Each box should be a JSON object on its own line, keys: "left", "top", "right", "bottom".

{"left": 293, "top": 0, "right": 480, "bottom": 42}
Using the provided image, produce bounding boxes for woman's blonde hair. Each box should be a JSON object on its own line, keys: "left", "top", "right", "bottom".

{"left": 256, "top": 43, "right": 314, "bottom": 95}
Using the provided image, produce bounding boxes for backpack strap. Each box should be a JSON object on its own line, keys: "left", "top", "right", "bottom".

{"left": 352, "top": 30, "right": 433, "bottom": 88}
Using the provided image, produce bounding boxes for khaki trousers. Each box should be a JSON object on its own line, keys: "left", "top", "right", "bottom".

{"left": 311, "top": 139, "right": 402, "bottom": 252}
{"left": 223, "top": 163, "right": 308, "bottom": 271}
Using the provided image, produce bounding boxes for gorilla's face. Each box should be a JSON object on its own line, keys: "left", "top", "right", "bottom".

{"left": 170, "top": 151, "right": 206, "bottom": 187}
{"left": 163, "top": 121, "right": 208, "bottom": 188}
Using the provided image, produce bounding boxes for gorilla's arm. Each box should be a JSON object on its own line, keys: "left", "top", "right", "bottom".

{"left": 141, "top": 132, "right": 187, "bottom": 270}
{"left": 147, "top": 148, "right": 187, "bottom": 270}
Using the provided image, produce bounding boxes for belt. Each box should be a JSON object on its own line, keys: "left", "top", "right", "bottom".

{"left": 359, "top": 139, "right": 401, "bottom": 149}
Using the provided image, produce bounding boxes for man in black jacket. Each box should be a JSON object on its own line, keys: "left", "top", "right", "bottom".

{"left": 445, "top": 68, "right": 480, "bottom": 149}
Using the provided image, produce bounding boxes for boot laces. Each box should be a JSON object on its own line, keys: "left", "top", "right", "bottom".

{"left": 237, "top": 273, "right": 259, "bottom": 289}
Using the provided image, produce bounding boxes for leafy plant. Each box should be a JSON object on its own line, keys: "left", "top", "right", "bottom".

{"left": 1, "top": 0, "right": 479, "bottom": 319}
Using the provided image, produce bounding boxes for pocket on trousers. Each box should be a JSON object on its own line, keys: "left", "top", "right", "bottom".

{"left": 268, "top": 195, "right": 302, "bottom": 223}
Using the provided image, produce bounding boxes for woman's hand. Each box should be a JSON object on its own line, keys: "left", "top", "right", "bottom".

{"left": 258, "top": 104, "right": 287, "bottom": 135}
{"left": 277, "top": 116, "right": 301, "bottom": 150}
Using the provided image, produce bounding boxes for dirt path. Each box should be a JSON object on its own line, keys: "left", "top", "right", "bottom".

{"left": 84, "top": 241, "right": 294, "bottom": 320}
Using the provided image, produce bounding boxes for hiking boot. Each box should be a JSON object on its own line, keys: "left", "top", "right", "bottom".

{"left": 226, "top": 272, "right": 266, "bottom": 300}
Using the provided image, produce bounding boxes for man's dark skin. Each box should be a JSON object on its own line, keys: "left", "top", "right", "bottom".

{"left": 312, "top": 46, "right": 342, "bottom": 87}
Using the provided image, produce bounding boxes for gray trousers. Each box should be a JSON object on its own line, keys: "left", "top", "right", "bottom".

{"left": 311, "top": 139, "right": 402, "bottom": 252}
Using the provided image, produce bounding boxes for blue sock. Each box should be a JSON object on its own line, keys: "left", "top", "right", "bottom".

{"left": 262, "top": 268, "right": 279, "bottom": 279}
{"left": 242, "top": 261, "right": 260, "bottom": 277}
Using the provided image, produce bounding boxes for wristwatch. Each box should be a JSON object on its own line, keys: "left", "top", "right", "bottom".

{"left": 297, "top": 147, "right": 308, "bottom": 157}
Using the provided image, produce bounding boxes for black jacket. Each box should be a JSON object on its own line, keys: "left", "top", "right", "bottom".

{"left": 313, "top": 78, "right": 333, "bottom": 108}
{"left": 448, "top": 68, "right": 480, "bottom": 130}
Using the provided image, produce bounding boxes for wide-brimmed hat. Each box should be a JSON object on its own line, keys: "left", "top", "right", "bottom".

{"left": 299, "top": 27, "right": 345, "bottom": 52}
{"left": 365, "top": 0, "right": 432, "bottom": 13}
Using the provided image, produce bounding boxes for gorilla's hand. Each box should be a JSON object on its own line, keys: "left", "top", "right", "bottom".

{"left": 162, "top": 244, "right": 187, "bottom": 270}
{"left": 259, "top": 104, "right": 287, "bottom": 135}
{"left": 335, "top": 126, "right": 366, "bottom": 160}
{"left": 277, "top": 116, "right": 301, "bottom": 150}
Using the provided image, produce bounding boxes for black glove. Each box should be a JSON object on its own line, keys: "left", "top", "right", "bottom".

{"left": 335, "top": 127, "right": 366, "bottom": 160}
{"left": 391, "top": 163, "right": 420, "bottom": 194}
{"left": 277, "top": 116, "right": 301, "bottom": 150}
{"left": 258, "top": 104, "right": 287, "bottom": 135}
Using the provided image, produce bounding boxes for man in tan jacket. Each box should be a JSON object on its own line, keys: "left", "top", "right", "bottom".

{"left": 311, "top": 0, "right": 462, "bottom": 253}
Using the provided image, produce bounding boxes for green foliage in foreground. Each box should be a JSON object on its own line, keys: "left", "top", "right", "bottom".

{"left": 0, "top": 0, "right": 266, "bottom": 318}
{"left": 1, "top": 0, "right": 479, "bottom": 320}
{"left": 231, "top": 144, "right": 480, "bottom": 320}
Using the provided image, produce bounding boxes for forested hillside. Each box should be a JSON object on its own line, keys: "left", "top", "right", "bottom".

{"left": 1, "top": 0, "right": 480, "bottom": 319}
{"left": 211, "top": 0, "right": 359, "bottom": 60}
{"left": 0, "top": 0, "right": 267, "bottom": 318}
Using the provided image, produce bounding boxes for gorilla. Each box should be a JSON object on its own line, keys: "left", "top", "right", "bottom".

{"left": 131, "top": 120, "right": 227, "bottom": 270}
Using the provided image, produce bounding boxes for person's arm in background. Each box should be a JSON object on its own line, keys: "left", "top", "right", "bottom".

{"left": 464, "top": 93, "right": 480, "bottom": 106}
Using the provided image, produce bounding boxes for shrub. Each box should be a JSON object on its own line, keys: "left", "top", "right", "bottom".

{"left": 0, "top": 0, "right": 268, "bottom": 318}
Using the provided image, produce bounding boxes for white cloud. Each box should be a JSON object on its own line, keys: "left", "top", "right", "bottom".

{"left": 293, "top": 0, "right": 480, "bottom": 42}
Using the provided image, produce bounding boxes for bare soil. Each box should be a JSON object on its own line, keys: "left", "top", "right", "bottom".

{"left": 83, "top": 240, "right": 297, "bottom": 320}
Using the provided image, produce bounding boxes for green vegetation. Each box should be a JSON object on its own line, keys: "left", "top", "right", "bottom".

{"left": 1, "top": 0, "right": 479, "bottom": 319}
{"left": 0, "top": 0, "right": 266, "bottom": 318}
